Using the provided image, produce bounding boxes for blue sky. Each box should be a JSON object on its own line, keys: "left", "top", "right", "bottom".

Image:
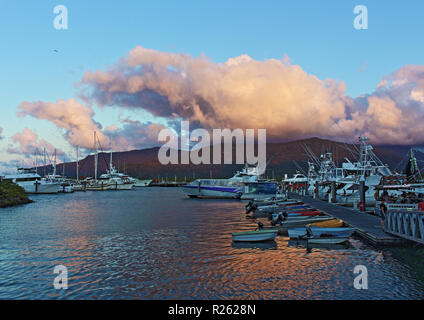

{"left": 0, "top": 0, "right": 423, "bottom": 168}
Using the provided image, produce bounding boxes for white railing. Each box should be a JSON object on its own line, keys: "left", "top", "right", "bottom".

{"left": 385, "top": 210, "right": 424, "bottom": 244}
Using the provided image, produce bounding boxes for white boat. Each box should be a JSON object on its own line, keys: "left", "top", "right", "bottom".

{"left": 232, "top": 230, "right": 278, "bottom": 242}
{"left": 182, "top": 165, "right": 262, "bottom": 199}
{"left": 307, "top": 238, "right": 349, "bottom": 244}
{"left": 97, "top": 147, "right": 135, "bottom": 190}
{"left": 134, "top": 179, "right": 153, "bottom": 187}
{"left": 3, "top": 168, "right": 60, "bottom": 194}
{"left": 288, "top": 227, "right": 355, "bottom": 239}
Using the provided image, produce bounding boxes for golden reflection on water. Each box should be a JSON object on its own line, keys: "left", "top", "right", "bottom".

{"left": 0, "top": 189, "right": 423, "bottom": 299}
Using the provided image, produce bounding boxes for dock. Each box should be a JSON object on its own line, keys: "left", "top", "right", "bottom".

{"left": 288, "top": 193, "right": 407, "bottom": 246}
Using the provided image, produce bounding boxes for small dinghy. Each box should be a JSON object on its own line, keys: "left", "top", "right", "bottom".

{"left": 307, "top": 238, "right": 349, "bottom": 245}
{"left": 288, "top": 225, "right": 355, "bottom": 239}
{"left": 232, "top": 222, "right": 278, "bottom": 242}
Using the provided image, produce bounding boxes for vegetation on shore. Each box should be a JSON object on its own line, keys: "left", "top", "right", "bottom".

{"left": 0, "top": 180, "right": 32, "bottom": 208}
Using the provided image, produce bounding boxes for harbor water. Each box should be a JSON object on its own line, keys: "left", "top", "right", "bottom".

{"left": 1, "top": 188, "right": 423, "bottom": 299}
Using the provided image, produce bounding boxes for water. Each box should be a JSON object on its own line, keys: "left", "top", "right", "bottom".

{"left": 1, "top": 188, "right": 424, "bottom": 299}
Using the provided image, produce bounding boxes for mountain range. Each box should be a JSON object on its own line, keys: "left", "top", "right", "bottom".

{"left": 41, "top": 137, "right": 423, "bottom": 180}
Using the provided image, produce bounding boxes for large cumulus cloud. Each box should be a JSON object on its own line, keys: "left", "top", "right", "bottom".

{"left": 77, "top": 46, "right": 424, "bottom": 145}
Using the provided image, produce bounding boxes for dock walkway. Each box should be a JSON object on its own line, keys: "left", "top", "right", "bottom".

{"left": 288, "top": 193, "right": 406, "bottom": 246}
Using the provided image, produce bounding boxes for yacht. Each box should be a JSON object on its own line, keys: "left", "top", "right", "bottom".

{"left": 3, "top": 168, "right": 60, "bottom": 194}
{"left": 181, "top": 165, "right": 262, "bottom": 199}
{"left": 97, "top": 149, "right": 135, "bottom": 190}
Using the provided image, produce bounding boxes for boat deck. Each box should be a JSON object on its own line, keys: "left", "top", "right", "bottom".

{"left": 288, "top": 193, "right": 407, "bottom": 246}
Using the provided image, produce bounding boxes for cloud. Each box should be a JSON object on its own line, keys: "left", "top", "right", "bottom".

{"left": 17, "top": 98, "right": 108, "bottom": 149}
{"left": 17, "top": 46, "right": 424, "bottom": 146}
{"left": 104, "top": 119, "right": 167, "bottom": 151}
{"left": 7, "top": 128, "right": 67, "bottom": 158}
{"left": 0, "top": 126, "right": 3, "bottom": 140}
{"left": 79, "top": 46, "right": 350, "bottom": 142}
{"left": 77, "top": 46, "right": 424, "bottom": 145}
{"left": 17, "top": 98, "right": 168, "bottom": 151}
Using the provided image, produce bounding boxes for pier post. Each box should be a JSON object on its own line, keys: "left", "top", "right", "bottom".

{"left": 359, "top": 179, "right": 366, "bottom": 212}
{"left": 331, "top": 181, "right": 336, "bottom": 203}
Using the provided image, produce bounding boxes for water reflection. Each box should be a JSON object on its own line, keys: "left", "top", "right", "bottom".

{"left": 232, "top": 240, "right": 277, "bottom": 250}
{"left": 0, "top": 188, "right": 423, "bottom": 299}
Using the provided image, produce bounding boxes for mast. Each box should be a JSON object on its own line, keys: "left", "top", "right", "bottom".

{"left": 43, "top": 148, "right": 46, "bottom": 177}
{"left": 53, "top": 149, "right": 57, "bottom": 176}
{"left": 76, "top": 146, "right": 79, "bottom": 181}
{"left": 109, "top": 139, "right": 113, "bottom": 173}
{"left": 94, "top": 131, "right": 98, "bottom": 182}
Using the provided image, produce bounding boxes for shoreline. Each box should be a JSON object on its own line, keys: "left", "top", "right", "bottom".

{"left": 0, "top": 180, "right": 33, "bottom": 208}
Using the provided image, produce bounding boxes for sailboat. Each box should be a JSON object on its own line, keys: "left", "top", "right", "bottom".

{"left": 86, "top": 132, "right": 111, "bottom": 191}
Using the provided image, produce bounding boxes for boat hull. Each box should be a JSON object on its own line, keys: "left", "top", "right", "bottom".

{"left": 288, "top": 227, "right": 355, "bottom": 239}
{"left": 232, "top": 230, "right": 277, "bottom": 242}
{"left": 307, "top": 238, "right": 349, "bottom": 244}
{"left": 108, "top": 183, "right": 134, "bottom": 190}
{"left": 18, "top": 181, "right": 60, "bottom": 194}
{"left": 182, "top": 185, "right": 241, "bottom": 199}
{"left": 134, "top": 179, "right": 152, "bottom": 187}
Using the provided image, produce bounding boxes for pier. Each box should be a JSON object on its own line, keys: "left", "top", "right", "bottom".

{"left": 288, "top": 192, "right": 407, "bottom": 246}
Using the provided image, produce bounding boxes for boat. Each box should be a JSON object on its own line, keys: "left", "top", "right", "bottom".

{"left": 240, "top": 181, "right": 279, "bottom": 200}
{"left": 308, "top": 218, "right": 344, "bottom": 228}
{"left": 232, "top": 230, "right": 278, "bottom": 242}
{"left": 307, "top": 238, "right": 349, "bottom": 244}
{"left": 182, "top": 164, "right": 262, "bottom": 199}
{"left": 288, "top": 226, "right": 355, "bottom": 239}
{"left": 2, "top": 168, "right": 60, "bottom": 194}
{"left": 134, "top": 179, "right": 153, "bottom": 187}
{"left": 264, "top": 216, "right": 334, "bottom": 234}
{"left": 97, "top": 147, "right": 135, "bottom": 190}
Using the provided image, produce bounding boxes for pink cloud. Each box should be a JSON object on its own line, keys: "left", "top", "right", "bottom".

{"left": 77, "top": 47, "right": 424, "bottom": 145}
{"left": 7, "top": 128, "right": 67, "bottom": 158}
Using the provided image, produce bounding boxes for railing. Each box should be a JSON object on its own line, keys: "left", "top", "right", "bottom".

{"left": 385, "top": 210, "right": 424, "bottom": 244}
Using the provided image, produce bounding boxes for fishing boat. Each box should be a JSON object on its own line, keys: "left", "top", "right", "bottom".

{"left": 182, "top": 164, "right": 262, "bottom": 199}
{"left": 240, "top": 181, "right": 279, "bottom": 200}
{"left": 232, "top": 230, "right": 278, "bottom": 242}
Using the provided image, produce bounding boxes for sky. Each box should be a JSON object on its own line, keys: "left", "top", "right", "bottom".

{"left": 1, "top": 0, "right": 424, "bottom": 172}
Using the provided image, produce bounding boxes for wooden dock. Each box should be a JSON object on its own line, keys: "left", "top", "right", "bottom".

{"left": 288, "top": 193, "right": 407, "bottom": 246}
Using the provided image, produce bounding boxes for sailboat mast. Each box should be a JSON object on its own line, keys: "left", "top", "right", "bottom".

{"left": 43, "top": 148, "right": 46, "bottom": 177}
{"left": 76, "top": 146, "right": 79, "bottom": 181}
{"left": 53, "top": 149, "right": 57, "bottom": 176}
{"left": 110, "top": 139, "right": 113, "bottom": 172}
{"left": 94, "top": 131, "right": 98, "bottom": 182}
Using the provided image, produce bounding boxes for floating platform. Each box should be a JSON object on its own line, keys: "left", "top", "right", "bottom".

{"left": 288, "top": 193, "right": 407, "bottom": 246}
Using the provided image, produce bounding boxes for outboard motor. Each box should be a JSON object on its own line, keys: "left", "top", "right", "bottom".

{"left": 246, "top": 203, "right": 257, "bottom": 214}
